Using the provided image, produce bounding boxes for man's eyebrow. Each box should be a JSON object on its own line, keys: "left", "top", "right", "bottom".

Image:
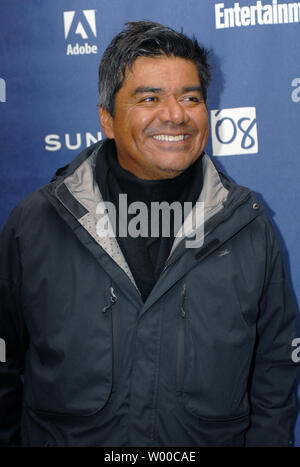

{"left": 182, "top": 86, "right": 203, "bottom": 93}
{"left": 132, "top": 85, "right": 203, "bottom": 95}
{"left": 133, "top": 87, "right": 163, "bottom": 95}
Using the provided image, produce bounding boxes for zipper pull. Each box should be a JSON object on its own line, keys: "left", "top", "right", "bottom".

{"left": 110, "top": 286, "right": 117, "bottom": 304}
{"left": 180, "top": 283, "right": 186, "bottom": 318}
{"left": 102, "top": 286, "right": 117, "bottom": 313}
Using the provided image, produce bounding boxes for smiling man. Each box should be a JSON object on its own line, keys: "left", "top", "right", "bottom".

{"left": 99, "top": 55, "right": 209, "bottom": 179}
{"left": 0, "top": 21, "right": 299, "bottom": 447}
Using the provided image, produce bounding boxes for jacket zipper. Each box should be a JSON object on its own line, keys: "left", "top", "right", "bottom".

{"left": 102, "top": 285, "right": 118, "bottom": 389}
{"left": 176, "top": 282, "right": 186, "bottom": 391}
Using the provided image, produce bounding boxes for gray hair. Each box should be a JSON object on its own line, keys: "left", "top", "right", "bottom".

{"left": 97, "top": 20, "right": 211, "bottom": 115}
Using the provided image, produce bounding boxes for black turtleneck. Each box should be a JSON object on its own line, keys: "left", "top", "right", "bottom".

{"left": 96, "top": 139, "right": 203, "bottom": 301}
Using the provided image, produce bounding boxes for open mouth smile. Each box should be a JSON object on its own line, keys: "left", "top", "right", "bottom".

{"left": 152, "top": 134, "right": 189, "bottom": 142}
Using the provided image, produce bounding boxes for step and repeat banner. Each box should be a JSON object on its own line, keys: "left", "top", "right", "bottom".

{"left": 0, "top": 0, "right": 300, "bottom": 444}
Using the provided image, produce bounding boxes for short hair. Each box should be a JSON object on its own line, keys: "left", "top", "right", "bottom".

{"left": 98, "top": 20, "right": 211, "bottom": 115}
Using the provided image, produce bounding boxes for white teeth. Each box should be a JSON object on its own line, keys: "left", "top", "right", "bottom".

{"left": 153, "top": 134, "right": 185, "bottom": 142}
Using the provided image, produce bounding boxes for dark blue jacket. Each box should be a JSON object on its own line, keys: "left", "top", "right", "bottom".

{"left": 0, "top": 141, "right": 298, "bottom": 446}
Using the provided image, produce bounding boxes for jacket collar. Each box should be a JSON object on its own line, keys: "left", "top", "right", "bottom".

{"left": 44, "top": 139, "right": 254, "bottom": 292}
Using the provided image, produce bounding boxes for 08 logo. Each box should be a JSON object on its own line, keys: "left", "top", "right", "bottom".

{"left": 210, "top": 107, "right": 258, "bottom": 156}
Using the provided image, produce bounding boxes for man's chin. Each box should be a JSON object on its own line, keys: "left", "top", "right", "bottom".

{"left": 153, "top": 162, "right": 193, "bottom": 179}
{"left": 158, "top": 156, "right": 199, "bottom": 173}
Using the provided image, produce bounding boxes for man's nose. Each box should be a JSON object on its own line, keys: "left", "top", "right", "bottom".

{"left": 158, "top": 96, "right": 188, "bottom": 125}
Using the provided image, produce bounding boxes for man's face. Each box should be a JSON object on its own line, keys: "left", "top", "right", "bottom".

{"left": 99, "top": 55, "right": 209, "bottom": 180}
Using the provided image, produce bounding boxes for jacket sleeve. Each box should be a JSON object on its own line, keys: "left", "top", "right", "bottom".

{"left": 245, "top": 219, "right": 300, "bottom": 447}
{"left": 0, "top": 206, "right": 29, "bottom": 446}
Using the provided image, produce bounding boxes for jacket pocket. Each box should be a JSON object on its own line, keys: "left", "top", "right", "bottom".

{"left": 23, "top": 279, "right": 119, "bottom": 416}
{"left": 175, "top": 281, "right": 252, "bottom": 421}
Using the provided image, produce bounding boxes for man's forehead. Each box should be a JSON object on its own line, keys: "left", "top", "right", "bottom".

{"left": 122, "top": 55, "right": 201, "bottom": 89}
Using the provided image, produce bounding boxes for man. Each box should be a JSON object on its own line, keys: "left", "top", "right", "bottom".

{"left": 0, "top": 21, "right": 299, "bottom": 447}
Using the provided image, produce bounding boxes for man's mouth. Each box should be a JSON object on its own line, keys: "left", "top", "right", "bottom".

{"left": 152, "top": 134, "right": 188, "bottom": 142}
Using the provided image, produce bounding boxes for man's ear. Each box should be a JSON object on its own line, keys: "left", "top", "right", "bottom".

{"left": 98, "top": 107, "right": 114, "bottom": 139}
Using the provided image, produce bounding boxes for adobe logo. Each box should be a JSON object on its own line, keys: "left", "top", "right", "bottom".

{"left": 63, "top": 10, "right": 98, "bottom": 56}
{"left": 63, "top": 10, "right": 97, "bottom": 40}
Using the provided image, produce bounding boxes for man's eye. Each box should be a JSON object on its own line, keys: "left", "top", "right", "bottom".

{"left": 183, "top": 96, "right": 200, "bottom": 102}
{"left": 141, "top": 96, "right": 157, "bottom": 103}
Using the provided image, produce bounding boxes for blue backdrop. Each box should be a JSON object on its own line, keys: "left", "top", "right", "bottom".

{"left": 0, "top": 0, "right": 299, "bottom": 444}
